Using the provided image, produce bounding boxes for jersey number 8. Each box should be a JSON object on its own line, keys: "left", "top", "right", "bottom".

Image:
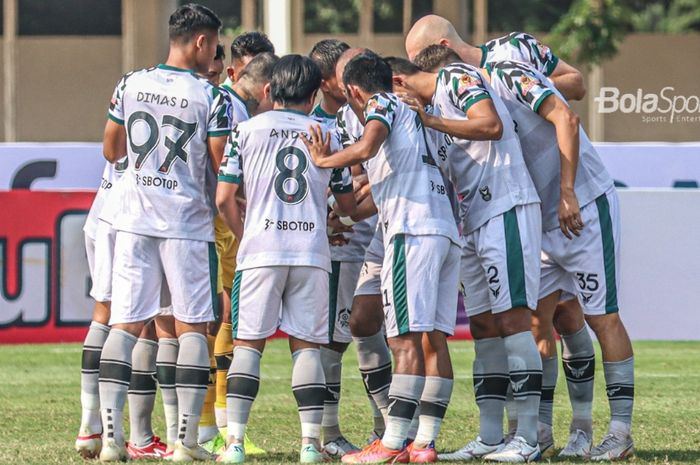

{"left": 274, "top": 146, "right": 309, "bottom": 205}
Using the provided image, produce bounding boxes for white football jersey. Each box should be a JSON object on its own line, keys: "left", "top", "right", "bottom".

{"left": 221, "top": 84, "right": 251, "bottom": 123}
{"left": 480, "top": 32, "right": 560, "bottom": 76}
{"left": 432, "top": 63, "right": 539, "bottom": 234}
{"left": 84, "top": 158, "right": 128, "bottom": 236}
{"left": 107, "top": 64, "right": 232, "bottom": 241}
{"left": 486, "top": 61, "right": 613, "bottom": 231}
{"left": 314, "top": 103, "right": 378, "bottom": 263}
{"left": 219, "top": 109, "right": 353, "bottom": 272}
{"left": 361, "top": 93, "right": 459, "bottom": 245}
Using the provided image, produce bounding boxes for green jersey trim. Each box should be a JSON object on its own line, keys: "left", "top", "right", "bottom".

{"left": 366, "top": 115, "right": 391, "bottom": 133}
{"left": 462, "top": 93, "right": 492, "bottom": 113}
{"left": 157, "top": 63, "right": 195, "bottom": 74}
{"left": 479, "top": 45, "right": 489, "bottom": 68}
{"left": 392, "top": 234, "right": 410, "bottom": 335}
{"left": 230, "top": 271, "right": 243, "bottom": 338}
{"left": 208, "top": 129, "right": 230, "bottom": 137}
{"left": 328, "top": 261, "right": 341, "bottom": 343}
{"left": 503, "top": 207, "right": 528, "bottom": 308}
{"left": 208, "top": 242, "right": 219, "bottom": 320}
{"left": 312, "top": 104, "right": 336, "bottom": 121}
{"left": 218, "top": 174, "right": 241, "bottom": 184}
{"left": 532, "top": 89, "right": 554, "bottom": 113}
{"left": 544, "top": 55, "right": 559, "bottom": 77}
{"left": 595, "top": 194, "right": 619, "bottom": 313}
{"left": 107, "top": 113, "right": 124, "bottom": 125}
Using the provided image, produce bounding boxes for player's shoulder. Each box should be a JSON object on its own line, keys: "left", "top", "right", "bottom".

{"left": 491, "top": 60, "right": 546, "bottom": 81}
{"left": 439, "top": 62, "right": 482, "bottom": 83}
{"left": 115, "top": 66, "right": 157, "bottom": 87}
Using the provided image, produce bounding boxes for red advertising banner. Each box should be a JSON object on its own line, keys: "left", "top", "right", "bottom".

{"left": 0, "top": 191, "right": 95, "bottom": 343}
{"left": 0, "top": 190, "right": 472, "bottom": 344}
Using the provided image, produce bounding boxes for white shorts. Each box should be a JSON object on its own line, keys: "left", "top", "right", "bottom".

{"left": 329, "top": 261, "right": 363, "bottom": 344}
{"left": 540, "top": 189, "right": 621, "bottom": 316}
{"left": 90, "top": 220, "right": 117, "bottom": 302}
{"left": 231, "top": 266, "right": 330, "bottom": 344}
{"left": 382, "top": 234, "right": 460, "bottom": 337}
{"left": 110, "top": 231, "right": 217, "bottom": 325}
{"left": 355, "top": 225, "right": 383, "bottom": 297}
{"left": 461, "top": 203, "right": 542, "bottom": 316}
{"left": 84, "top": 233, "right": 96, "bottom": 279}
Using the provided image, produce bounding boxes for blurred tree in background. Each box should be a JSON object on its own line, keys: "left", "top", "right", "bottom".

{"left": 548, "top": 0, "right": 700, "bottom": 66}
{"left": 304, "top": 0, "right": 361, "bottom": 33}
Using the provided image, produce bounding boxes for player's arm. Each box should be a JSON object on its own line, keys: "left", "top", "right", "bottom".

{"left": 548, "top": 59, "right": 586, "bottom": 101}
{"left": 402, "top": 94, "right": 503, "bottom": 141}
{"left": 350, "top": 189, "right": 378, "bottom": 222}
{"left": 216, "top": 182, "right": 244, "bottom": 240}
{"left": 103, "top": 119, "right": 127, "bottom": 162}
{"left": 207, "top": 135, "right": 228, "bottom": 172}
{"left": 104, "top": 75, "right": 127, "bottom": 162}
{"left": 303, "top": 121, "right": 388, "bottom": 169}
{"left": 524, "top": 33, "right": 586, "bottom": 101}
{"left": 537, "top": 93, "right": 583, "bottom": 239}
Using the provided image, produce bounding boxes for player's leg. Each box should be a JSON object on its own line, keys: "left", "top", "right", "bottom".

{"left": 410, "top": 240, "right": 459, "bottom": 463}
{"left": 351, "top": 235, "right": 391, "bottom": 439}
{"left": 348, "top": 234, "right": 442, "bottom": 464}
{"left": 530, "top": 291, "right": 559, "bottom": 457}
{"left": 554, "top": 296, "right": 595, "bottom": 457}
{"left": 440, "top": 233, "right": 509, "bottom": 462}
{"left": 160, "top": 238, "right": 219, "bottom": 462}
{"left": 564, "top": 191, "right": 634, "bottom": 461}
{"left": 77, "top": 222, "right": 116, "bottom": 458}
{"left": 482, "top": 205, "right": 543, "bottom": 463}
{"left": 126, "top": 321, "right": 167, "bottom": 458}
{"left": 155, "top": 313, "right": 179, "bottom": 456}
{"left": 280, "top": 265, "right": 339, "bottom": 463}
{"left": 98, "top": 231, "right": 162, "bottom": 461}
{"left": 219, "top": 266, "right": 283, "bottom": 464}
{"left": 322, "top": 260, "right": 361, "bottom": 456}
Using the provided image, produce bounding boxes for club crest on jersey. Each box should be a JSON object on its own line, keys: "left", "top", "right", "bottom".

{"left": 366, "top": 97, "right": 388, "bottom": 116}
{"left": 337, "top": 307, "right": 351, "bottom": 328}
{"left": 457, "top": 73, "right": 479, "bottom": 95}
{"left": 479, "top": 186, "right": 492, "bottom": 201}
{"left": 537, "top": 42, "right": 551, "bottom": 59}
{"left": 519, "top": 75, "right": 538, "bottom": 96}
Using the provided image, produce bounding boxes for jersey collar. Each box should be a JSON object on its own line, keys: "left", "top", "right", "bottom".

{"left": 157, "top": 63, "right": 195, "bottom": 74}
{"left": 312, "top": 104, "right": 335, "bottom": 120}
{"left": 274, "top": 108, "right": 307, "bottom": 116}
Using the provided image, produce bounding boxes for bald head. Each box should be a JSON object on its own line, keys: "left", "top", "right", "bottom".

{"left": 405, "top": 14, "right": 467, "bottom": 61}
{"left": 335, "top": 47, "right": 368, "bottom": 85}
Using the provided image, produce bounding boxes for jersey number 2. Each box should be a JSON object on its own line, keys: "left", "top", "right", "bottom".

{"left": 127, "top": 111, "right": 197, "bottom": 174}
{"left": 274, "top": 146, "right": 309, "bottom": 204}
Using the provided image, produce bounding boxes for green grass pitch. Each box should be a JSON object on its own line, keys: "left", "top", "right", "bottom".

{"left": 0, "top": 340, "right": 699, "bottom": 464}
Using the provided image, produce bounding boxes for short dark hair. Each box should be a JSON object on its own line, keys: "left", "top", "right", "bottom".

{"left": 169, "top": 4, "right": 222, "bottom": 43}
{"left": 270, "top": 54, "right": 322, "bottom": 105}
{"left": 239, "top": 52, "right": 279, "bottom": 83}
{"left": 384, "top": 56, "right": 422, "bottom": 76}
{"left": 342, "top": 52, "right": 392, "bottom": 94}
{"left": 413, "top": 45, "right": 463, "bottom": 72}
{"left": 215, "top": 44, "right": 226, "bottom": 61}
{"left": 230, "top": 31, "right": 275, "bottom": 61}
{"left": 309, "top": 39, "right": 350, "bottom": 80}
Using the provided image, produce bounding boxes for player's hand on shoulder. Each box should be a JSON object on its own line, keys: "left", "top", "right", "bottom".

{"left": 328, "top": 210, "right": 354, "bottom": 236}
{"left": 397, "top": 92, "right": 431, "bottom": 126}
{"left": 559, "top": 188, "right": 583, "bottom": 239}
{"left": 301, "top": 124, "right": 332, "bottom": 166}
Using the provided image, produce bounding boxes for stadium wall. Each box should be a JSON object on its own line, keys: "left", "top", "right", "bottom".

{"left": 0, "top": 143, "right": 699, "bottom": 342}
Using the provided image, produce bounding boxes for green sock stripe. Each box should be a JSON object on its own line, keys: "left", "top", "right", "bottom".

{"left": 503, "top": 208, "right": 528, "bottom": 308}
{"left": 230, "top": 271, "right": 243, "bottom": 338}
{"left": 328, "top": 261, "right": 341, "bottom": 343}
{"left": 595, "top": 194, "right": 619, "bottom": 313}
{"left": 208, "top": 242, "right": 219, "bottom": 321}
{"left": 392, "top": 234, "right": 410, "bottom": 335}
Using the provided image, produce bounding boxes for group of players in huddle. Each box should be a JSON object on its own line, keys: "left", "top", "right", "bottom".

{"left": 76, "top": 3, "right": 636, "bottom": 463}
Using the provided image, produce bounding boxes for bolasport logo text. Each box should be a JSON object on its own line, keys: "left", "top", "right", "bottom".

{"left": 595, "top": 86, "right": 700, "bottom": 124}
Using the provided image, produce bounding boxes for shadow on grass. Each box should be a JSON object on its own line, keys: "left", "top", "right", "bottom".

{"left": 247, "top": 451, "right": 300, "bottom": 463}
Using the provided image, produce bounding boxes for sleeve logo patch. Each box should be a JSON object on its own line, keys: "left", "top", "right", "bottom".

{"left": 457, "top": 74, "right": 479, "bottom": 94}
{"left": 519, "top": 75, "right": 538, "bottom": 96}
{"left": 537, "top": 43, "right": 551, "bottom": 59}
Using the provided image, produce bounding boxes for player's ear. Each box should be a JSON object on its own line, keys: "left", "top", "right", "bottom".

{"left": 195, "top": 33, "right": 207, "bottom": 50}
{"left": 226, "top": 66, "right": 235, "bottom": 82}
{"left": 263, "top": 82, "right": 271, "bottom": 99}
{"left": 392, "top": 75, "right": 407, "bottom": 92}
{"left": 439, "top": 38, "right": 450, "bottom": 47}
